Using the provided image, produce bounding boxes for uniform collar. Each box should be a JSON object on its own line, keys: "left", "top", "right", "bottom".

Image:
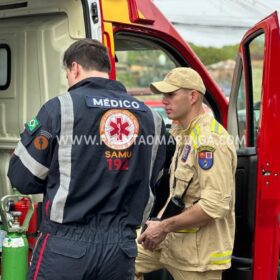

{"left": 68, "top": 77, "right": 127, "bottom": 93}
{"left": 171, "top": 113, "right": 208, "bottom": 136}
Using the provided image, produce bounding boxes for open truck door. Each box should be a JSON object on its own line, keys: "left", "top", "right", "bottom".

{"left": 226, "top": 11, "right": 280, "bottom": 280}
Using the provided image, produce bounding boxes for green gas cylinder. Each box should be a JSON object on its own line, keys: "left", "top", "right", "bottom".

{"left": 0, "top": 195, "right": 34, "bottom": 280}
{"left": 2, "top": 232, "right": 29, "bottom": 280}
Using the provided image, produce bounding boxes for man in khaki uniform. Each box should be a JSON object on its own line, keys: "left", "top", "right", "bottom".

{"left": 135, "top": 68, "right": 237, "bottom": 280}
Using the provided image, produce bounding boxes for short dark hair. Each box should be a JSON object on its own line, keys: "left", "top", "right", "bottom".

{"left": 63, "top": 39, "right": 111, "bottom": 73}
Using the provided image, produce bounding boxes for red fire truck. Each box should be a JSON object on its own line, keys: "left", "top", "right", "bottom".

{"left": 0, "top": 0, "right": 279, "bottom": 279}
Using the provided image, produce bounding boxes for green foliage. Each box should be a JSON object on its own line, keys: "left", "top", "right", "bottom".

{"left": 116, "top": 49, "right": 176, "bottom": 89}
{"left": 116, "top": 44, "right": 239, "bottom": 93}
{"left": 189, "top": 43, "right": 239, "bottom": 66}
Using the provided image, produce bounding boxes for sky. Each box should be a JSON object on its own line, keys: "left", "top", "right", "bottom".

{"left": 153, "top": 0, "right": 280, "bottom": 47}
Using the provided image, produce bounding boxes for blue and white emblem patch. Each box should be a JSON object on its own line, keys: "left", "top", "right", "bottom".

{"left": 197, "top": 145, "right": 215, "bottom": 170}
{"left": 198, "top": 150, "right": 214, "bottom": 170}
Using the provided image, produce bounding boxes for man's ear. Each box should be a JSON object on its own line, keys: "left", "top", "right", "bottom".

{"left": 190, "top": 90, "right": 200, "bottom": 105}
{"left": 71, "top": 61, "right": 80, "bottom": 79}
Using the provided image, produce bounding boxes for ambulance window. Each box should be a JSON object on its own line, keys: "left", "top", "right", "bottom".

{"left": 114, "top": 35, "right": 177, "bottom": 95}
{"left": 248, "top": 33, "right": 264, "bottom": 146}
{"left": 0, "top": 44, "right": 11, "bottom": 90}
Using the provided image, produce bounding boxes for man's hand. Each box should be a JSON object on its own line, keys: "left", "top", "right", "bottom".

{"left": 137, "top": 204, "right": 212, "bottom": 252}
{"left": 137, "top": 220, "right": 167, "bottom": 251}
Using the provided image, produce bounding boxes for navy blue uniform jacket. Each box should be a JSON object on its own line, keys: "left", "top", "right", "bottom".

{"left": 8, "top": 78, "right": 165, "bottom": 232}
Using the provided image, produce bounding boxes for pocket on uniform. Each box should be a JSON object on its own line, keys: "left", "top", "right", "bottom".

{"left": 174, "top": 167, "right": 193, "bottom": 182}
{"left": 167, "top": 232, "right": 199, "bottom": 266}
{"left": 48, "top": 236, "right": 87, "bottom": 259}
{"left": 120, "top": 242, "right": 137, "bottom": 258}
{"left": 173, "top": 167, "right": 193, "bottom": 196}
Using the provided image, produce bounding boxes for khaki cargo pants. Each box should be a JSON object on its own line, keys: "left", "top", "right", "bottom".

{"left": 135, "top": 243, "right": 222, "bottom": 280}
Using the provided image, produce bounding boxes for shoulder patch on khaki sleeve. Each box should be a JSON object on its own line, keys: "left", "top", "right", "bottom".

{"left": 197, "top": 145, "right": 215, "bottom": 170}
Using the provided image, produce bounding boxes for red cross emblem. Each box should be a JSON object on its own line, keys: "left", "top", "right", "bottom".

{"left": 109, "top": 118, "right": 130, "bottom": 141}
{"left": 100, "top": 109, "right": 139, "bottom": 150}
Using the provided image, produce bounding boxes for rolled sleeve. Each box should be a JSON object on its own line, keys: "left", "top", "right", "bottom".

{"left": 196, "top": 142, "right": 235, "bottom": 219}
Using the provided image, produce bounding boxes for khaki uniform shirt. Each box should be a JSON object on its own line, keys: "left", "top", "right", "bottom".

{"left": 158, "top": 113, "right": 237, "bottom": 272}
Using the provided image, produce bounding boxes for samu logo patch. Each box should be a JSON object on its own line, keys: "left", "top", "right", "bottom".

{"left": 197, "top": 146, "right": 215, "bottom": 170}
{"left": 99, "top": 109, "right": 139, "bottom": 150}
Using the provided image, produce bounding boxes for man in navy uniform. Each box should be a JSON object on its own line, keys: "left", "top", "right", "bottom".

{"left": 8, "top": 39, "right": 165, "bottom": 280}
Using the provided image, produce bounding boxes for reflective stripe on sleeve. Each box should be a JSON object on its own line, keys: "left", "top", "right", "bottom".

{"left": 14, "top": 141, "right": 49, "bottom": 180}
{"left": 176, "top": 227, "right": 199, "bottom": 233}
{"left": 211, "top": 119, "right": 223, "bottom": 134}
{"left": 50, "top": 92, "right": 74, "bottom": 223}
{"left": 190, "top": 126, "right": 201, "bottom": 149}
{"left": 141, "top": 110, "right": 162, "bottom": 224}
{"left": 210, "top": 250, "right": 232, "bottom": 265}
